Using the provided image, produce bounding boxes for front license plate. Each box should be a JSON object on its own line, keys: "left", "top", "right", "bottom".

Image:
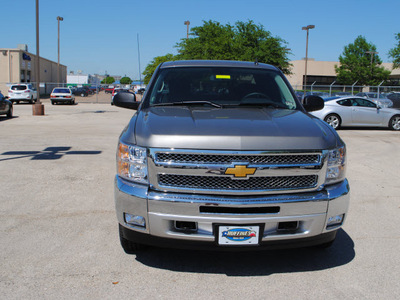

{"left": 218, "top": 226, "right": 260, "bottom": 245}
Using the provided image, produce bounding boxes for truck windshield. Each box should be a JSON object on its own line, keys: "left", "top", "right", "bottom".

{"left": 148, "top": 67, "right": 297, "bottom": 109}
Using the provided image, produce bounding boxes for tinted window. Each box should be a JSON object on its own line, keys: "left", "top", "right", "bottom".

{"left": 53, "top": 89, "right": 70, "bottom": 93}
{"left": 11, "top": 85, "right": 27, "bottom": 91}
{"left": 337, "top": 99, "right": 352, "bottom": 106}
{"left": 352, "top": 98, "right": 376, "bottom": 108}
{"left": 148, "top": 67, "right": 297, "bottom": 109}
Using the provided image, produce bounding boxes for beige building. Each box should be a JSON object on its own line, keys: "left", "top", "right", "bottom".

{"left": 0, "top": 46, "right": 67, "bottom": 95}
{"left": 287, "top": 59, "right": 400, "bottom": 89}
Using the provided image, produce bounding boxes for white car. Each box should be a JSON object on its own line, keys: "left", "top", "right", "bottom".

{"left": 50, "top": 87, "right": 75, "bottom": 105}
{"left": 8, "top": 84, "right": 38, "bottom": 104}
{"left": 311, "top": 96, "right": 400, "bottom": 130}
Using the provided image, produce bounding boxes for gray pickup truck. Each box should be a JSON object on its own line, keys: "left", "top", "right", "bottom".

{"left": 113, "top": 60, "right": 349, "bottom": 253}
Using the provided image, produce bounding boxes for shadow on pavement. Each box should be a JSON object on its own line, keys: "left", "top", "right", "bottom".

{"left": 0, "top": 146, "right": 102, "bottom": 161}
{"left": 134, "top": 229, "right": 354, "bottom": 276}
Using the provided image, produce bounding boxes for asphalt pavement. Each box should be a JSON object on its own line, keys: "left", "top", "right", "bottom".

{"left": 1, "top": 102, "right": 399, "bottom": 299}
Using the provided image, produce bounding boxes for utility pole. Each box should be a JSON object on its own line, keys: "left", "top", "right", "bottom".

{"left": 137, "top": 34, "right": 142, "bottom": 85}
{"left": 302, "top": 25, "right": 315, "bottom": 97}
{"left": 184, "top": 20, "right": 190, "bottom": 39}
{"left": 33, "top": 0, "right": 44, "bottom": 115}
{"left": 57, "top": 16, "right": 64, "bottom": 85}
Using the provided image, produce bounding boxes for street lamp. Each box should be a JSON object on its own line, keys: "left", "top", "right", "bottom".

{"left": 184, "top": 20, "right": 190, "bottom": 39}
{"left": 302, "top": 25, "right": 315, "bottom": 97}
{"left": 57, "top": 16, "right": 63, "bottom": 85}
{"left": 33, "top": 0, "right": 44, "bottom": 115}
{"left": 366, "top": 51, "right": 378, "bottom": 65}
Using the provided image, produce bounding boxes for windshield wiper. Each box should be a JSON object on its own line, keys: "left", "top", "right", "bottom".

{"left": 152, "top": 101, "right": 222, "bottom": 108}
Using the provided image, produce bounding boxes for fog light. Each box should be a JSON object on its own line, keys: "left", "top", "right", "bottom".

{"left": 326, "top": 214, "right": 344, "bottom": 229}
{"left": 124, "top": 213, "right": 146, "bottom": 228}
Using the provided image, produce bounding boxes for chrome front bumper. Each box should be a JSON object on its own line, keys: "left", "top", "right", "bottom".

{"left": 115, "top": 176, "right": 349, "bottom": 245}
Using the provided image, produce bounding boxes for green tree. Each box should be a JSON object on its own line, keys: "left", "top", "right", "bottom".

{"left": 388, "top": 33, "right": 400, "bottom": 69}
{"left": 142, "top": 54, "right": 177, "bottom": 84}
{"left": 335, "top": 36, "right": 390, "bottom": 85}
{"left": 101, "top": 77, "right": 115, "bottom": 84}
{"left": 120, "top": 76, "right": 133, "bottom": 84}
{"left": 176, "top": 20, "right": 292, "bottom": 74}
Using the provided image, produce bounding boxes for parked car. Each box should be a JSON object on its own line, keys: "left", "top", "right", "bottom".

{"left": 311, "top": 92, "right": 330, "bottom": 99}
{"left": 72, "top": 88, "right": 89, "bottom": 97}
{"left": 334, "top": 92, "right": 352, "bottom": 97}
{"left": 0, "top": 91, "right": 13, "bottom": 118}
{"left": 111, "top": 88, "right": 131, "bottom": 105}
{"left": 82, "top": 86, "right": 94, "bottom": 95}
{"left": 105, "top": 86, "right": 114, "bottom": 94}
{"left": 50, "top": 87, "right": 75, "bottom": 105}
{"left": 8, "top": 84, "right": 37, "bottom": 104}
{"left": 385, "top": 92, "right": 400, "bottom": 108}
{"left": 137, "top": 88, "right": 146, "bottom": 95}
{"left": 113, "top": 60, "right": 349, "bottom": 252}
{"left": 311, "top": 96, "right": 400, "bottom": 130}
{"left": 89, "top": 86, "right": 99, "bottom": 94}
{"left": 355, "top": 92, "right": 393, "bottom": 108}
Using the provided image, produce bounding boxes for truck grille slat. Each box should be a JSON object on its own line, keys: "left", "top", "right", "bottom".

{"left": 159, "top": 174, "right": 318, "bottom": 191}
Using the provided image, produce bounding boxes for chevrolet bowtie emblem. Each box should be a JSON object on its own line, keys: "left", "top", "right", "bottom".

{"left": 225, "top": 165, "right": 256, "bottom": 178}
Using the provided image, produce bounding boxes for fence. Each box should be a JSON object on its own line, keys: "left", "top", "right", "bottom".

{"left": 292, "top": 84, "right": 400, "bottom": 98}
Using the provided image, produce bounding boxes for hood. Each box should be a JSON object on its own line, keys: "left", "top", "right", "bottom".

{"left": 125, "top": 107, "right": 339, "bottom": 151}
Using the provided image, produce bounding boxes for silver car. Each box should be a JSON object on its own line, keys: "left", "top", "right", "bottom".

{"left": 311, "top": 96, "right": 400, "bottom": 130}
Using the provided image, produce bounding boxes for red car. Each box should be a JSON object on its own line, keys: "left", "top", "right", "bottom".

{"left": 105, "top": 87, "right": 114, "bottom": 94}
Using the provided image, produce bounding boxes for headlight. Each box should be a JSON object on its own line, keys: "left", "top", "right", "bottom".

{"left": 117, "top": 142, "right": 148, "bottom": 184}
{"left": 325, "top": 146, "right": 346, "bottom": 185}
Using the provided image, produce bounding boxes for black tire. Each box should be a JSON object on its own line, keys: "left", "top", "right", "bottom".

{"left": 6, "top": 106, "right": 13, "bottom": 118}
{"left": 389, "top": 115, "right": 400, "bottom": 131}
{"left": 29, "top": 96, "right": 34, "bottom": 104}
{"left": 119, "top": 224, "right": 144, "bottom": 254}
{"left": 324, "top": 113, "right": 341, "bottom": 130}
{"left": 51, "top": 101, "right": 55, "bottom": 105}
{"left": 71, "top": 99, "right": 75, "bottom": 105}
{"left": 16, "top": 101, "right": 20, "bottom": 104}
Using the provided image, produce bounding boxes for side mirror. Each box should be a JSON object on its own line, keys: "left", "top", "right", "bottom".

{"left": 113, "top": 92, "right": 139, "bottom": 110}
{"left": 303, "top": 95, "right": 324, "bottom": 112}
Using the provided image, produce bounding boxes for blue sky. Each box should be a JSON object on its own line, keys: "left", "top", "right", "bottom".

{"left": 3, "top": 0, "right": 399, "bottom": 80}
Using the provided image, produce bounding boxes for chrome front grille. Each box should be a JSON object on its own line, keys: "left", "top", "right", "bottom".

{"left": 159, "top": 174, "right": 318, "bottom": 191}
{"left": 149, "top": 149, "right": 327, "bottom": 195}
{"left": 155, "top": 153, "right": 320, "bottom": 165}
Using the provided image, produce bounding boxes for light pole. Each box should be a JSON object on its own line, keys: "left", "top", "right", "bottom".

{"left": 302, "top": 25, "right": 315, "bottom": 97}
{"left": 57, "top": 16, "right": 63, "bottom": 85}
{"left": 33, "top": 0, "right": 44, "bottom": 115}
{"left": 366, "top": 50, "right": 378, "bottom": 65}
{"left": 184, "top": 20, "right": 190, "bottom": 39}
{"left": 366, "top": 51, "right": 378, "bottom": 83}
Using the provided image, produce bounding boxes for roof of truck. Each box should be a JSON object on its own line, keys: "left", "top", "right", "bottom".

{"left": 160, "top": 60, "right": 279, "bottom": 71}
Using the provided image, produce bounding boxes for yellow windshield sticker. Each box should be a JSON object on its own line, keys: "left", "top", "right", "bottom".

{"left": 216, "top": 75, "right": 231, "bottom": 79}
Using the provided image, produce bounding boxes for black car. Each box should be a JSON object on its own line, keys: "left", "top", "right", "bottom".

{"left": 387, "top": 93, "right": 400, "bottom": 108}
{"left": 72, "top": 88, "right": 89, "bottom": 97}
{"left": 0, "top": 92, "right": 13, "bottom": 118}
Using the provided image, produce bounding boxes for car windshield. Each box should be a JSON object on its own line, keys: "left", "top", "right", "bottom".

{"left": 148, "top": 67, "right": 297, "bottom": 109}
{"left": 11, "top": 85, "right": 27, "bottom": 91}
{"left": 53, "top": 89, "right": 70, "bottom": 93}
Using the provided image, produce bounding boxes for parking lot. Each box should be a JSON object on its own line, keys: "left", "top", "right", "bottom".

{"left": 1, "top": 103, "right": 399, "bottom": 299}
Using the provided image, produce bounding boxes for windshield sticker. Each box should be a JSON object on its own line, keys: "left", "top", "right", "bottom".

{"left": 216, "top": 75, "right": 231, "bottom": 80}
